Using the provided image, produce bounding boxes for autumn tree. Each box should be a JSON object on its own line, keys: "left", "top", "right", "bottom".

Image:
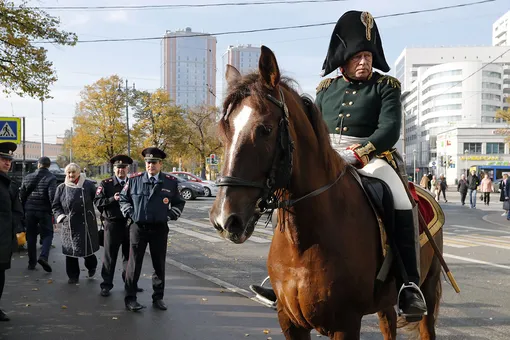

{"left": 495, "top": 97, "right": 510, "bottom": 140}
{"left": 71, "top": 75, "right": 128, "bottom": 167}
{"left": 183, "top": 105, "right": 223, "bottom": 178}
{"left": 0, "top": 1, "right": 77, "bottom": 99}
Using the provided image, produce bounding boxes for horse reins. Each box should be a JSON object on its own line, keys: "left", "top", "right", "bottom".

{"left": 217, "top": 87, "right": 348, "bottom": 214}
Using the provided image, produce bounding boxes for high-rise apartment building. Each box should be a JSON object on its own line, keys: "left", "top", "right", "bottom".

{"left": 161, "top": 27, "right": 217, "bottom": 107}
{"left": 493, "top": 10, "right": 510, "bottom": 47}
{"left": 221, "top": 44, "right": 261, "bottom": 100}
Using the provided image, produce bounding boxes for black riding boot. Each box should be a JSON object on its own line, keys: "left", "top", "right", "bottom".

{"left": 394, "top": 209, "right": 427, "bottom": 320}
{"left": 250, "top": 284, "right": 277, "bottom": 303}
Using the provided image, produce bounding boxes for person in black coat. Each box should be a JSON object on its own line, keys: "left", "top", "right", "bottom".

{"left": 457, "top": 173, "right": 468, "bottom": 206}
{"left": 19, "top": 156, "right": 56, "bottom": 272}
{"left": 52, "top": 163, "right": 99, "bottom": 284}
{"left": 0, "top": 142, "right": 23, "bottom": 321}
{"left": 94, "top": 155, "right": 142, "bottom": 297}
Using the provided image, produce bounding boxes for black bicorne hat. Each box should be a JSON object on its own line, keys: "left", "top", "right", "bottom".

{"left": 321, "top": 11, "right": 390, "bottom": 76}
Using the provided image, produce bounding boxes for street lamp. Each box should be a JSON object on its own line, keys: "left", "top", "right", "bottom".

{"left": 118, "top": 80, "right": 135, "bottom": 157}
{"left": 464, "top": 149, "right": 469, "bottom": 177}
{"left": 413, "top": 149, "right": 417, "bottom": 183}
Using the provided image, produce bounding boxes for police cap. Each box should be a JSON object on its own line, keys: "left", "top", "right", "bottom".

{"left": 0, "top": 142, "right": 17, "bottom": 160}
{"left": 142, "top": 147, "right": 166, "bottom": 161}
{"left": 110, "top": 154, "right": 133, "bottom": 168}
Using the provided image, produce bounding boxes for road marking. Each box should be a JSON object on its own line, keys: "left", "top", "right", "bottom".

{"left": 443, "top": 242, "right": 470, "bottom": 248}
{"left": 178, "top": 218, "right": 271, "bottom": 243}
{"left": 444, "top": 253, "right": 510, "bottom": 270}
{"left": 450, "top": 224, "right": 510, "bottom": 235}
{"left": 169, "top": 226, "right": 222, "bottom": 243}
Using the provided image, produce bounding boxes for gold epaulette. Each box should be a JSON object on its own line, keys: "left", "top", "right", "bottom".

{"left": 377, "top": 75, "right": 401, "bottom": 89}
{"left": 316, "top": 78, "right": 335, "bottom": 94}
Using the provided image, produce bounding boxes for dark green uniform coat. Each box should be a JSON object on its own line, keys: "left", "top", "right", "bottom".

{"left": 315, "top": 71, "right": 402, "bottom": 158}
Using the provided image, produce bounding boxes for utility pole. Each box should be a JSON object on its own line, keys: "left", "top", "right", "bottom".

{"left": 22, "top": 117, "right": 26, "bottom": 178}
{"left": 119, "top": 79, "right": 135, "bottom": 157}
{"left": 70, "top": 126, "right": 73, "bottom": 163}
{"left": 41, "top": 99, "right": 45, "bottom": 156}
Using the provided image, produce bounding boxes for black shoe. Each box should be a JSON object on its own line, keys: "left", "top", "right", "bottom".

{"left": 88, "top": 269, "right": 96, "bottom": 278}
{"left": 0, "top": 310, "right": 9, "bottom": 321}
{"left": 68, "top": 278, "right": 79, "bottom": 284}
{"left": 125, "top": 300, "right": 144, "bottom": 312}
{"left": 398, "top": 287, "right": 427, "bottom": 320}
{"left": 152, "top": 300, "right": 167, "bottom": 310}
{"left": 136, "top": 287, "right": 144, "bottom": 293}
{"left": 100, "top": 288, "right": 110, "bottom": 297}
{"left": 37, "top": 258, "right": 52, "bottom": 273}
{"left": 27, "top": 264, "right": 36, "bottom": 270}
{"left": 249, "top": 285, "right": 277, "bottom": 302}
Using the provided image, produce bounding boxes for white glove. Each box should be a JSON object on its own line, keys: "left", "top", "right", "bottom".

{"left": 338, "top": 149, "right": 360, "bottom": 166}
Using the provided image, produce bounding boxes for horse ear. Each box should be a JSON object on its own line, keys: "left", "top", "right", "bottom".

{"left": 258, "top": 45, "right": 280, "bottom": 89}
{"left": 225, "top": 64, "right": 242, "bottom": 88}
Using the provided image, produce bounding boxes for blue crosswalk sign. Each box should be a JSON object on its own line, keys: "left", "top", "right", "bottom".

{"left": 0, "top": 117, "right": 21, "bottom": 144}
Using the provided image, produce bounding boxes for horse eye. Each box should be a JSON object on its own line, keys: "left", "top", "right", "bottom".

{"left": 259, "top": 125, "right": 272, "bottom": 136}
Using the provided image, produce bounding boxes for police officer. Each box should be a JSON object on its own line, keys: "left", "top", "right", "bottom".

{"left": 0, "top": 142, "right": 23, "bottom": 321}
{"left": 94, "top": 155, "right": 143, "bottom": 297}
{"left": 119, "top": 147, "right": 186, "bottom": 311}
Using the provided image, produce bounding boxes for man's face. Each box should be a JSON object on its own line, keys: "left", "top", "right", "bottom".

{"left": 66, "top": 169, "right": 79, "bottom": 181}
{"left": 146, "top": 160, "right": 162, "bottom": 176}
{"left": 114, "top": 165, "right": 129, "bottom": 179}
{"left": 0, "top": 156, "right": 12, "bottom": 174}
{"left": 344, "top": 51, "right": 373, "bottom": 80}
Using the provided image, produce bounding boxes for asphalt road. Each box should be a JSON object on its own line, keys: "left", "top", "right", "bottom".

{"left": 3, "top": 190, "right": 509, "bottom": 339}
{"left": 164, "top": 192, "right": 510, "bottom": 339}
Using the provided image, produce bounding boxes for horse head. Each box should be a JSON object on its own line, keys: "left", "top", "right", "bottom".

{"left": 209, "top": 45, "right": 339, "bottom": 244}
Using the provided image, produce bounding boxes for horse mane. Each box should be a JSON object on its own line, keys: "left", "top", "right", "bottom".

{"left": 220, "top": 71, "right": 339, "bottom": 170}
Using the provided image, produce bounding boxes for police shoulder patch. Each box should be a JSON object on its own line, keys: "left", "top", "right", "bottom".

{"left": 165, "top": 174, "right": 177, "bottom": 181}
{"left": 377, "top": 75, "right": 401, "bottom": 89}
{"left": 129, "top": 172, "right": 143, "bottom": 178}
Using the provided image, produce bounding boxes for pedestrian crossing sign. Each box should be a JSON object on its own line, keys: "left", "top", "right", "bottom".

{"left": 0, "top": 117, "right": 21, "bottom": 144}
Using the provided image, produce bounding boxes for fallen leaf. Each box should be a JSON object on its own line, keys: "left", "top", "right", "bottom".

{"left": 25, "top": 304, "right": 30, "bottom": 307}
{"left": 20, "top": 256, "right": 24, "bottom": 258}
{"left": 201, "top": 298, "right": 208, "bottom": 301}
{"left": 47, "top": 280, "right": 53, "bottom": 284}
{"left": 61, "top": 305, "right": 67, "bottom": 309}
{"left": 24, "top": 275, "right": 29, "bottom": 278}
{"left": 220, "top": 290, "right": 225, "bottom": 293}
{"left": 263, "top": 330, "right": 270, "bottom": 334}
{"left": 112, "top": 317, "right": 118, "bottom": 320}
{"left": 267, "top": 337, "right": 272, "bottom": 340}
{"left": 244, "top": 334, "right": 250, "bottom": 337}
{"left": 32, "top": 288, "right": 39, "bottom": 291}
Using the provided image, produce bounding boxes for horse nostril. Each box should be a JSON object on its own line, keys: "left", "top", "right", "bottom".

{"left": 224, "top": 214, "right": 244, "bottom": 234}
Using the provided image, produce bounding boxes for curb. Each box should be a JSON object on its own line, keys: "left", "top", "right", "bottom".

{"left": 482, "top": 214, "right": 509, "bottom": 228}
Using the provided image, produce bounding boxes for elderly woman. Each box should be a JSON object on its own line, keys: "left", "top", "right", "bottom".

{"left": 52, "top": 163, "right": 99, "bottom": 284}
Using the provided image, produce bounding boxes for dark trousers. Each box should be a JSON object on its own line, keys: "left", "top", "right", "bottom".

{"left": 460, "top": 191, "right": 467, "bottom": 205}
{"left": 100, "top": 220, "right": 130, "bottom": 290}
{"left": 483, "top": 192, "right": 491, "bottom": 205}
{"left": 0, "top": 270, "right": 4, "bottom": 301}
{"left": 65, "top": 255, "right": 97, "bottom": 280}
{"left": 439, "top": 188, "right": 447, "bottom": 201}
{"left": 25, "top": 211, "right": 54, "bottom": 266}
{"left": 125, "top": 223, "right": 169, "bottom": 302}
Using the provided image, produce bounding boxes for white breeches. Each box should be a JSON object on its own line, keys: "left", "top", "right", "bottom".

{"left": 330, "top": 134, "right": 412, "bottom": 210}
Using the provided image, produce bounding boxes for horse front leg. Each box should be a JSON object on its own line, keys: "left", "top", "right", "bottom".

{"left": 277, "top": 304, "right": 311, "bottom": 340}
{"left": 377, "top": 307, "right": 397, "bottom": 340}
{"left": 331, "top": 315, "right": 362, "bottom": 340}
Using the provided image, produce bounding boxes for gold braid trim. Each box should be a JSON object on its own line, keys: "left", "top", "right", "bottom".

{"left": 353, "top": 141, "right": 376, "bottom": 167}
{"left": 377, "top": 75, "right": 401, "bottom": 89}
{"left": 316, "top": 78, "right": 334, "bottom": 94}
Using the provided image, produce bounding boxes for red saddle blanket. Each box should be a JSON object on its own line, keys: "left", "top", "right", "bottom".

{"left": 408, "top": 182, "right": 445, "bottom": 246}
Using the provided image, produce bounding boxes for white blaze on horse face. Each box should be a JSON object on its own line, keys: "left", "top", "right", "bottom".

{"left": 216, "top": 105, "right": 253, "bottom": 228}
{"left": 227, "top": 105, "right": 253, "bottom": 174}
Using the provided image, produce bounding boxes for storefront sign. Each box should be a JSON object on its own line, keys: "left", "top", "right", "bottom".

{"left": 459, "top": 156, "right": 501, "bottom": 161}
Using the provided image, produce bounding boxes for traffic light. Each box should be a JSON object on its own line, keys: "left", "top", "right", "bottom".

{"left": 210, "top": 154, "right": 217, "bottom": 165}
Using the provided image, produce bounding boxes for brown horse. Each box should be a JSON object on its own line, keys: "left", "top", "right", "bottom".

{"left": 209, "top": 46, "right": 442, "bottom": 340}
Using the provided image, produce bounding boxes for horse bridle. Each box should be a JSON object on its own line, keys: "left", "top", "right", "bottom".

{"left": 217, "top": 87, "right": 348, "bottom": 214}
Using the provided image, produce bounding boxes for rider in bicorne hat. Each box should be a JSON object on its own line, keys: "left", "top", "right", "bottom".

{"left": 250, "top": 10, "right": 427, "bottom": 320}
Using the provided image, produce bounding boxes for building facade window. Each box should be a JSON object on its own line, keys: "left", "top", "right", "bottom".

{"left": 482, "top": 93, "right": 502, "bottom": 101}
{"left": 422, "top": 104, "right": 462, "bottom": 115}
{"left": 482, "top": 71, "right": 502, "bottom": 79}
{"left": 422, "top": 92, "right": 462, "bottom": 105}
{"left": 482, "top": 82, "right": 501, "bottom": 90}
{"left": 422, "top": 69, "right": 462, "bottom": 84}
{"left": 486, "top": 142, "right": 505, "bottom": 154}
{"left": 422, "top": 81, "right": 461, "bottom": 95}
{"left": 464, "top": 142, "right": 482, "bottom": 154}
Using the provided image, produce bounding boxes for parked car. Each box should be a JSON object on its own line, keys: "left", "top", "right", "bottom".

{"left": 174, "top": 175, "right": 205, "bottom": 200}
{"left": 170, "top": 171, "right": 218, "bottom": 197}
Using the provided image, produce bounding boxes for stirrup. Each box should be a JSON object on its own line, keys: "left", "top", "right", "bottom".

{"left": 396, "top": 282, "right": 428, "bottom": 319}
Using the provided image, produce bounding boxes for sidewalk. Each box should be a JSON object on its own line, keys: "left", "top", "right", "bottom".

{"left": 1, "top": 241, "right": 284, "bottom": 340}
